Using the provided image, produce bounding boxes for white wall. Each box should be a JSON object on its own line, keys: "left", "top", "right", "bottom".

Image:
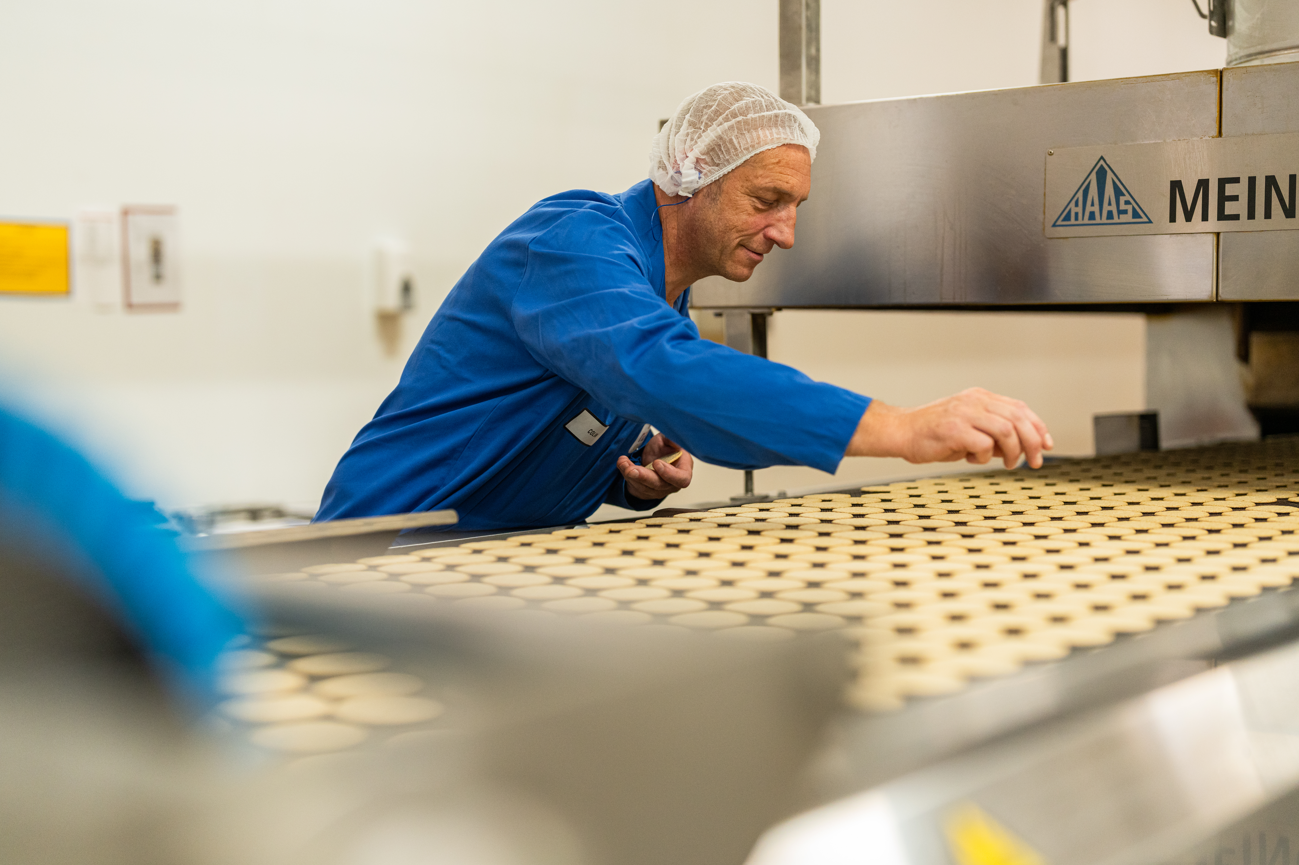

{"left": 0, "top": 0, "right": 776, "bottom": 509}
{"left": 0, "top": 0, "right": 1228, "bottom": 516}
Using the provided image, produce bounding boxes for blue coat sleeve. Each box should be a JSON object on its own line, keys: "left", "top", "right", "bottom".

{"left": 0, "top": 408, "right": 245, "bottom": 706}
{"left": 510, "top": 212, "right": 871, "bottom": 473}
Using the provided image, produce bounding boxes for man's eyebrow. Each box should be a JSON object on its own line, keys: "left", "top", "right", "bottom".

{"left": 748, "top": 185, "right": 810, "bottom": 205}
{"left": 748, "top": 185, "right": 801, "bottom": 199}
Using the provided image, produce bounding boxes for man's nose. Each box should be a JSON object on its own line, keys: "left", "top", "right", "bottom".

{"left": 766, "top": 210, "right": 797, "bottom": 249}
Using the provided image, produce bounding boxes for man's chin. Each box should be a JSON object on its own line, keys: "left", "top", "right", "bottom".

{"left": 720, "top": 262, "right": 760, "bottom": 282}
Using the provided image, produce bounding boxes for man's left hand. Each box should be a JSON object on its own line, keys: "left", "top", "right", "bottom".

{"left": 616, "top": 434, "right": 693, "bottom": 501}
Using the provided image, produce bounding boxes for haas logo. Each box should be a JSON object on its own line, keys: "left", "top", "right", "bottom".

{"left": 1053, "top": 156, "right": 1152, "bottom": 228}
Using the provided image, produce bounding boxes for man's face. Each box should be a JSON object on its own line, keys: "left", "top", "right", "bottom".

{"left": 678, "top": 144, "right": 812, "bottom": 282}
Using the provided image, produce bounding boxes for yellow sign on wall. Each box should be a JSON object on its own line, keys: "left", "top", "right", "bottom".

{"left": 0, "top": 221, "right": 71, "bottom": 295}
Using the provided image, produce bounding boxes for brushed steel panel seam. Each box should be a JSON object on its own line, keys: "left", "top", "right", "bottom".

{"left": 1219, "top": 62, "right": 1299, "bottom": 301}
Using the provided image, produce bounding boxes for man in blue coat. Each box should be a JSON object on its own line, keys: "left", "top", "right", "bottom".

{"left": 319, "top": 82, "right": 1052, "bottom": 531}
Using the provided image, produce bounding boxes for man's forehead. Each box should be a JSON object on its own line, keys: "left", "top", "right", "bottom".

{"left": 733, "top": 146, "right": 812, "bottom": 195}
{"left": 744, "top": 144, "right": 810, "bottom": 169}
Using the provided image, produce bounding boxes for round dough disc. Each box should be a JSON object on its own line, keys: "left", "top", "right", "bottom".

{"left": 669, "top": 610, "right": 749, "bottom": 629}
{"left": 400, "top": 571, "right": 467, "bottom": 586}
{"left": 318, "top": 570, "right": 386, "bottom": 584}
{"left": 313, "top": 672, "right": 425, "bottom": 699}
{"left": 357, "top": 555, "right": 421, "bottom": 565}
{"left": 763, "top": 610, "right": 846, "bottom": 631}
{"left": 303, "top": 563, "right": 374, "bottom": 575}
{"left": 251, "top": 721, "right": 368, "bottom": 753}
{"left": 219, "top": 669, "right": 307, "bottom": 696}
{"left": 334, "top": 695, "right": 445, "bottom": 726}
{"left": 890, "top": 671, "right": 967, "bottom": 697}
{"left": 426, "top": 582, "right": 497, "bottom": 598}
{"left": 220, "top": 694, "right": 332, "bottom": 723}
{"left": 340, "top": 580, "right": 412, "bottom": 594}
{"left": 716, "top": 625, "right": 796, "bottom": 642}
{"left": 288, "top": 652, "right": 392, "bottom": 677}
{"left": 456, "top": 594, "right": 527, "bottom": 611}
{"left": 725, "top": 599, "right": 803, "bottom": 617}
{"left": 266, "top": 635, "right": 353, "bottom": 656}
{"left": 581, "top": 609, "right": 654, "bottom": 625}
{"left": 631, "top": 598, "right": 709, "bottom": 615}
{"left": 543, "top": 597, "right": 619, "bottom": 613}
{"left": 378, "top": 562, "right": 449, "bottom": 574}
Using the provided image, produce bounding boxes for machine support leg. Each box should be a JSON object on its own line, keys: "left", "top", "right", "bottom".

{"left": 779, "top": 0, "right": 820, "bottom": 106}
{"left": 1040, "top": 0, "right": 1069, "bottom": 84}
{"left": 722, "top": 310, "right": 774, "bottom": 503}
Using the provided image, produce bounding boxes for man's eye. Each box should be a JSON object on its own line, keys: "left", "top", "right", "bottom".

{"left": 754, "top": 197, "right": 777, "bottom": 209}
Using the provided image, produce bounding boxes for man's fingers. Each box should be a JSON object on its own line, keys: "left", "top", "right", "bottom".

{"left": 992, "top": 407, "right": 1034, "bottom": 467}
{"left": 1028, "top": 409, "right": 1052, "bottom": 445}
{"left": 642, "top": 433, "right": 684, "bottom": 461}
{"left": 618, "top": 450, "right": 691, "bottom": 500}
{"left": 872, "top": 388, "right": 1051, "bottom": 468}
{"left": 649, "top": 459, "right": 691, "bottom": 489}
{"left": 653, "top": 449, "right": 692, "bottom": 482}
{"left": 985, "top": 400, "right": 1047, "bottom": 468}
{"left": 1005, "top": 402, "right": 1050, "bottom": 466}
{"left": 1003, "top": 399, "right": 1050, "bottom": 444}
{"left": 619, "top": 456, "right": 655, "bottom": 485}
{"left": 1013, "top": 415, "right": 1045, "bottom": 468}
{"left": 617, "top": 455, "right": 636, "bottom": 475}
{"left": 972, "top": 414, "right": 1020, "bottom": 468}
{"left": 962, "top": 429, "right": 996, "bottom": 465}
{"left": 640, "top": 434, "right": 666, "bottom": 461}
{"left": 987, "top": 396, "right": 1053, "bottom": 462}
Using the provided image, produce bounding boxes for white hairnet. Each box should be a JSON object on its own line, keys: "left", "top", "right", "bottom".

{"left": 649, "top": 82, "right": 820, "bottom": 198}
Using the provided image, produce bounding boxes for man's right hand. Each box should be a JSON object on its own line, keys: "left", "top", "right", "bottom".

{"left": 846, "top": 388, "right": 1054, "bottom": 469}
{"left": 616, "top": 434, "right": 693, "bottom": 501}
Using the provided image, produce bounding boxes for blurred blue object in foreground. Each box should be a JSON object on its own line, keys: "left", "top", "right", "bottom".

{"left": 0, "top": 406, "right": 245, "bottom": 705}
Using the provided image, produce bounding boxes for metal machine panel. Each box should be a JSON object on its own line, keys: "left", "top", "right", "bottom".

{"left": 1045, "top": 134, "right": 1299, "bottom": 238}
{"left": 1227, "top": 0, "right": 1299, "bottom": 68}
{"left": 1220, "top": 62, "right": 1299, "bottom": 301}
{"left": 691, "top": 71, "right": 1219, "bottom": 309}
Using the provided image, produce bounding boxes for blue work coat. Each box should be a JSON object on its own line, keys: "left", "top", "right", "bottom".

{"left": 317, "top": 179, "right": 870, "bottom": 530}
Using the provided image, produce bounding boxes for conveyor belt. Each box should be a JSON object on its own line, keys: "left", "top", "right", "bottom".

{"left": 226, "top": 437, "right": 1299, "bottom": 764}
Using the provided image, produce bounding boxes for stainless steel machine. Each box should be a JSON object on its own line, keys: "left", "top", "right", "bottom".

{"left": 691, "top": 63, "right": 1299, "bottom": 308}
{"left": 702, "top": 31, "right": 1299, "bottom": 458}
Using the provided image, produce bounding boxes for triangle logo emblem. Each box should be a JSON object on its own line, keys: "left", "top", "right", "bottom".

{"left": 1052, "top": 156, "right": 1152, "bottom": 228}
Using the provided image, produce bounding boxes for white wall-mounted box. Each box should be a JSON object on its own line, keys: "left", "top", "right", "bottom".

{"left": 372, "top": 237, "right": 413, "bottom": 315}
{"left": 73, "top": 208, "right": 120, "bottom": 312}
{"left": 122, "top": 205, "right": 180, "bottom": 310}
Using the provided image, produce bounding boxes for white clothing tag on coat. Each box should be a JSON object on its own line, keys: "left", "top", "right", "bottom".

{"left": 629, "top": 423, "right": 652, "bottom": 454}
{"left": 565, "top": 409, "right": 608, "bottom": 447}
